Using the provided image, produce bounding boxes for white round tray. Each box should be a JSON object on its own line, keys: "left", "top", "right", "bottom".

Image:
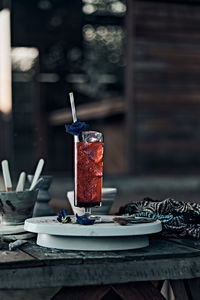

{"left": 24, "top": 216, "right": 162, "bottom": 251}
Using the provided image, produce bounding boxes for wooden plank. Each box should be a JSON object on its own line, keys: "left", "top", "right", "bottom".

{"left": 135, "top": 82, "right": 200, "bottom": 91}
{"left": 112, "top": 282, "right": 166, "bottom": 300}
{"left": 137, "top": 31, "right": 200, "bottom": 45}
{"left": 0, "top": 240, "right": 200, "bottom": 289}
{"left": 0, "top": 255, "right": 200, "bottom": 289}
{"left": 140, "top": 47, "right": 200, "bottom": 62}
{"left": 135, "top": 2, "right": 200, "bottom": 30}
{"left": 136, "top": 20, "right": 200, "bottom": 34}
{"left": 0, "top": 248, "right": 42, "bottom": 268}
{"left": 136, "top": 91, "right": 200, "bottom": 103}
{"left": 20, "top": 242, "right": 84, "bottom": 265}
{"left": 137, "top": 140, "right": 200, "bottom": 152}
{"left": 53, "top": 282, "right": 166, "bottom": 300}
{"left": 136, "top": 2, "right": 200, "bottom": 20}
{"left": 135, "top": 72, "right": 200, "bottom": 88}
{"left": 186, "top": 278, "right": 200, "bottom": 300}
{"left": 168, "top": 238, "right": 200, "bottom": 250}
{"left": 52, "top": 285, "right": 110, "bottom": 300}
{"left": 20, "top": 239, "right": 200, "bottom": 265}
{"left": 0, "top": 288, "right": 60, "bottom": 300}
{"left": 136, "top": 39, "right": 200, "bottom": 52}
{"left": 80, "top": 239, "right": 200, "bottom": 264}
{"left": 170, "top": 280, "right": 190, "bottom": 300}
{"left": 123, "top": 1, "right": 200, "bottom": 176}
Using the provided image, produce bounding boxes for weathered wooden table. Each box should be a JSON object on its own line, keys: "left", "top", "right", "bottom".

{"left": 0, "top": 237, "right": 200, "bottom": 300}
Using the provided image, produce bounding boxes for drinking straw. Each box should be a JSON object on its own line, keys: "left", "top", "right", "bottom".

{"left": 69, "top": 92, "right": 77, "bottom": 122}
{"left": 16, "top": 171, "right": 26, "bottom": 192}
{"left": 29, "top": 158, "right": 44, "bottom": 191}
{"left": 1, "top": 160, "right": 12, "bottom": 191}
{"left": 69, "top": 92, "right": 79, "bottom": 143}
{"left": 69, "top": 92, "right": 78, "bottom": 205}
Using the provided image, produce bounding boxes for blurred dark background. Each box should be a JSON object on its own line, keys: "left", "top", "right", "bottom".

{"left": 1, "top": 0, "right": 200, "bottom": 210}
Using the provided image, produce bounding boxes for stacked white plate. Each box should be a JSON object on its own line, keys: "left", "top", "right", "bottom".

{"left": 92, "top": 188, "right": 117, "bottom": 215}
{"left": 67, "top": 187, "right": 117, "bottom": 216}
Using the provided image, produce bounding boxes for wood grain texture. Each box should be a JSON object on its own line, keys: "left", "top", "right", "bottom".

{"left": 169, "top": 280, "right": 189, "bottom": 300}
{"left": 124, "top": 1, "right": 200, "bottom": 174}
{"left": 0, "top": 238, "right": 200, "bottom": 289}
{"left": 167, "top": 238, "right": 200, "bottom": 250}
{"left": 0, "top": 248, "right": 41, "bottom": 268}
{"left": 52, "top": 282, "right": 166, "bottom": 300}
{"left": 186, "top": 278, "right": 200, "bottom": 300}
{"left": 0, "top": 288, "right": 60, "bottom": 300}
{"left": 0, "top": 256, "right": 200, "bottom": 289}
{"left": 20, "top": 238, "right": 200, "bottom": 263}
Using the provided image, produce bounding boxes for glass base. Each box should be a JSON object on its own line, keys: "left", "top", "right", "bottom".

{"left": 83, "top": 207, "right": 101, "bottom": 221}
{"left": 84, "top": 208, "right": 92, "bottom": 215}
{"left": 75, "top": 201, "right": 101, "bottom": 208}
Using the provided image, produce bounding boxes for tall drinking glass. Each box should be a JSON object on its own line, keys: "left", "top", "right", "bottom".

{"left": 74, "top": 131, "right": 104, "bottom": 216}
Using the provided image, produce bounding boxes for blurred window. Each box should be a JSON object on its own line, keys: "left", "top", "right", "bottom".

{"left": 76, "top": 0, "right": 126, "bottom": 101}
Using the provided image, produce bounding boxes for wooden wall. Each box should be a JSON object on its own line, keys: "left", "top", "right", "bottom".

{"left": 9, "top": 0, "right": 200, "bottom": 175}
{"left": 11, "top": 0, "right": 82, "bottom": 173}
{"left": 126, "top": 0, "right": 200, "bottom": 174}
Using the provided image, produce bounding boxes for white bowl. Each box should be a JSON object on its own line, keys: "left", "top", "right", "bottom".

{"left": 67, "top": 188, "right": 117, "bottom": 216}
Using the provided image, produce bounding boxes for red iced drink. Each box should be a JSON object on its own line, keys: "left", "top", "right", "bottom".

{"left": 74, "top": 137, "right": 104, "bottom": 208}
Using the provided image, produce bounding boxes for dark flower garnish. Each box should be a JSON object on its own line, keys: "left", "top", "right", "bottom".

{"left": 65, "top": 120, "right": 89, "bottom": 136}
{"left": 113, "top": 217, "right": 130, "bottom": 226}
{"left": 113, "top": 216, "right": 156, "bottom": 226}
{"left": 76, "top": 213, "right": 95, "bottom": 225}
{"left": 57, "top": 208, "right": 71, "bottom": 223}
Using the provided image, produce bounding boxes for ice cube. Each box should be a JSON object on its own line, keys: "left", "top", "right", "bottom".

{"left": 82, "top": 131, "right": 103, "bottom": 143}
{"left": 81, "top": 142, "right": 103, "bottom": 163}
